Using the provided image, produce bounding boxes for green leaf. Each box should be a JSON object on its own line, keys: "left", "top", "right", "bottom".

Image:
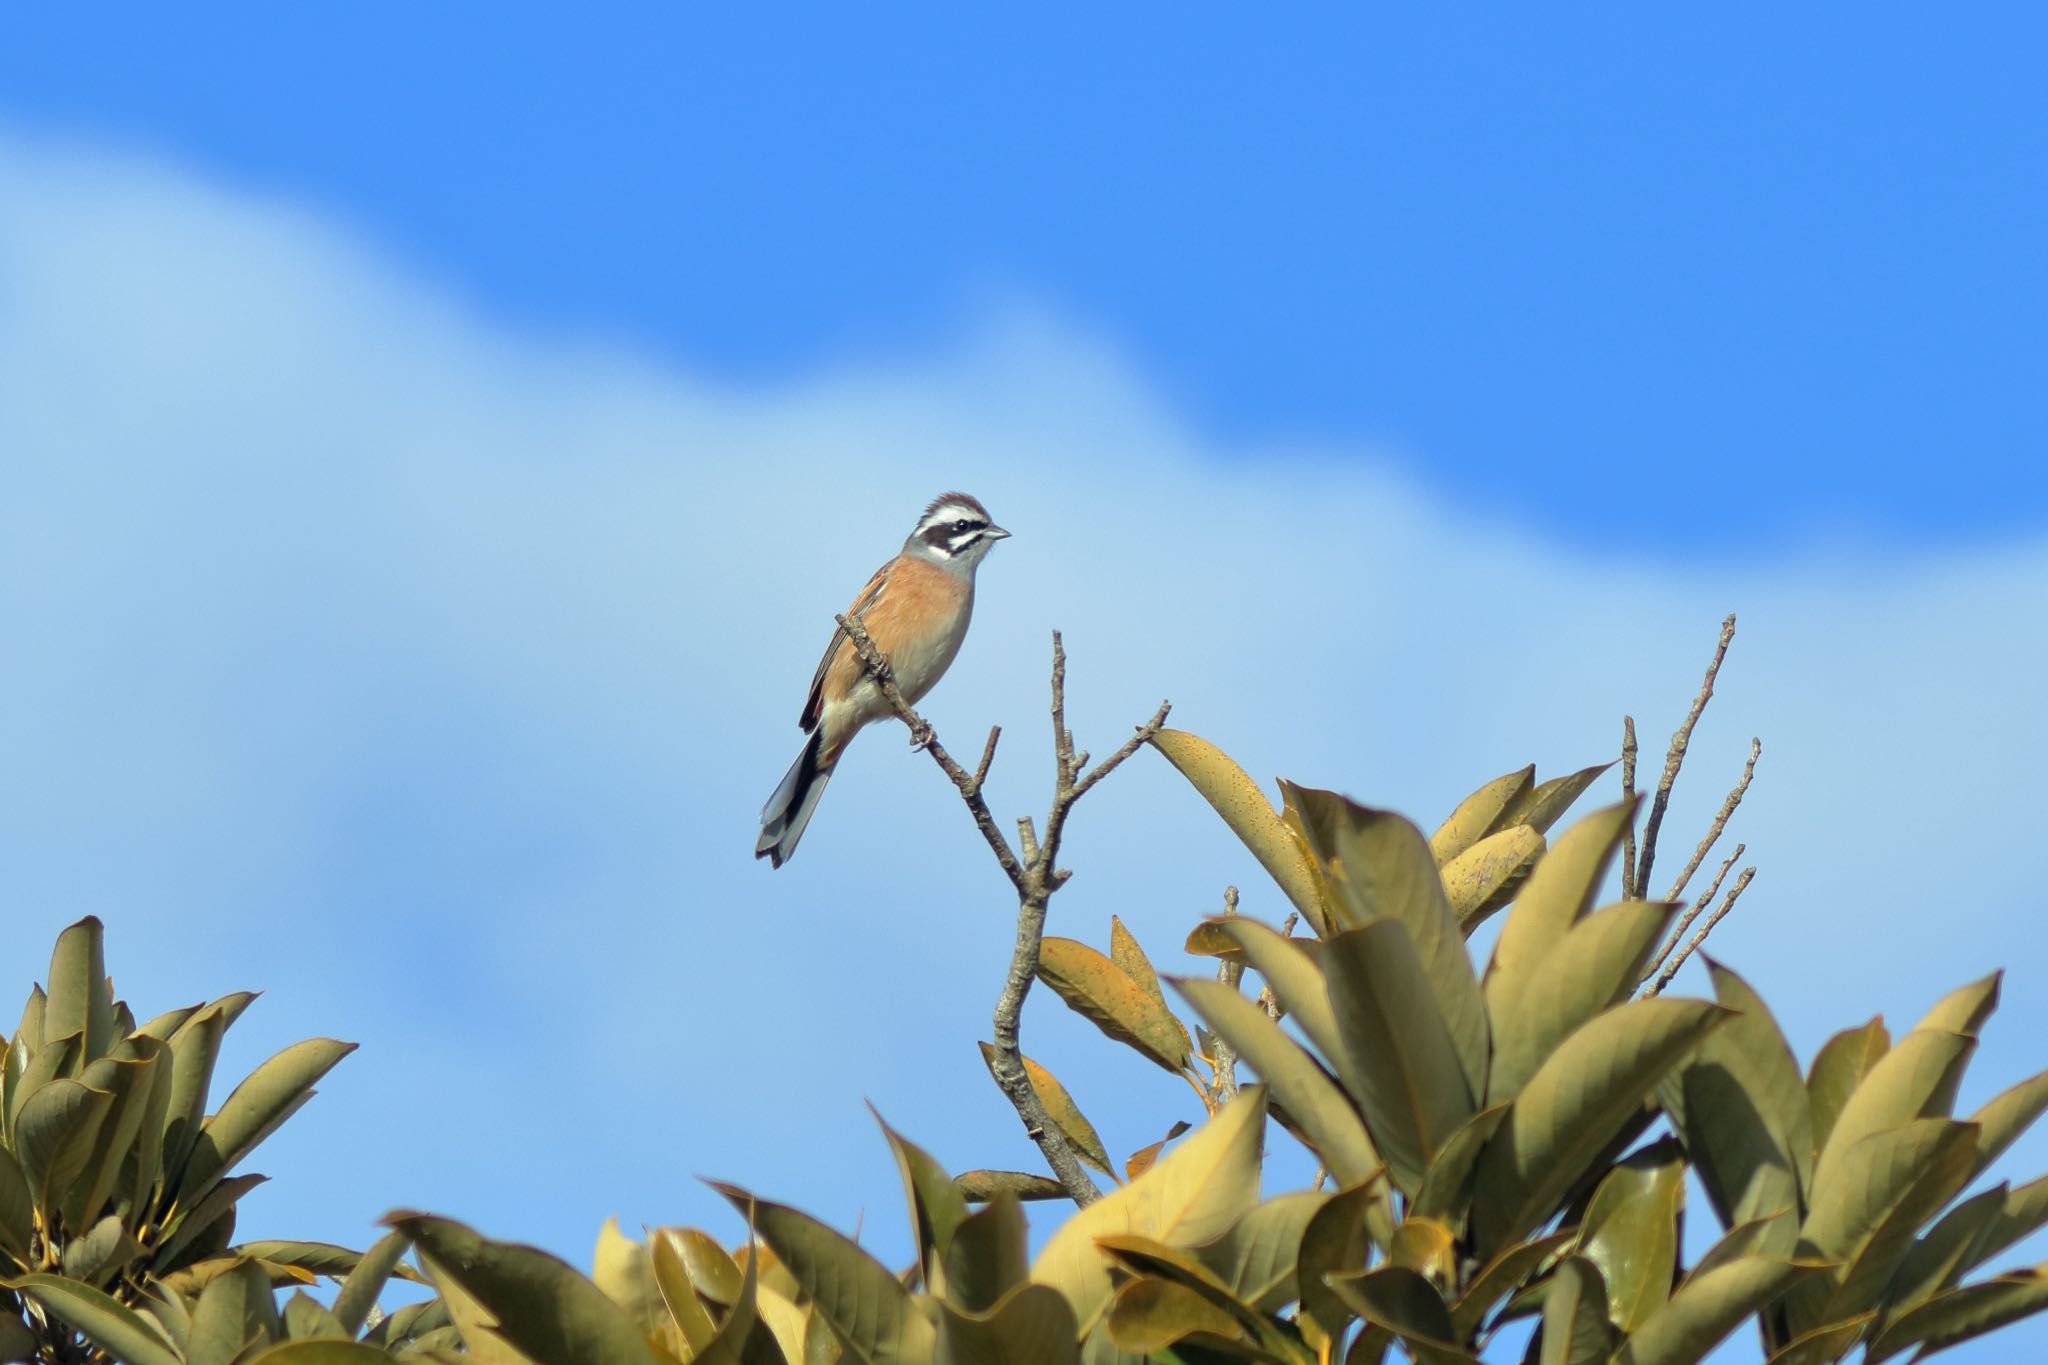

{"left": 1297, "top": 1179, "right": 1388, "bottom": 1343}
{"left": 1882, "top": 1183, "right": 2009, "bottom": 1326}
{"left": 1037, "top": 938, "right": 1189, "bottom": 1074}
{"left": 44, "top": 916, "right": 117, "bottom": 1069}
{"left": 710, "top": 1181, "right": 937, "bottom": 1364}
{"left": 11, "top": 1273, "right": 185, "bottom": 1365}
{"left": 1579, "top": 1139, "right": 1686, "bottom": 1332}
{"left": 1613, "top": 1255, "right": 1821, "bottom": 1365}
{"left": 159, "top": 1004, "right": 232, "bottom": 1194}
{"left": 1967, "top": 1174, "right": 2048, "bottom": 1274}
{"left": 154, "top": 1174, "right": 268, "bottom": 1271}
{"left": 16, "top": 1076, "right": 114, "bottom": 1213}
{"left": 1912, "top": 973, "right": 2001, "bottom": 1038}
{"left": 938, "top": 1281, "right": 1081, "bottom": 1365}
{"left": 1964, "top": 1068, "right": 2048, "bottom": 1182}
{"left": 1151, "top": 730, "right": 1329, "bottom": 936}
{"left": 1032, "top": 1087, "right": 1266, "bottom": 1335}
{"left": 0, "top": 1146, "right": 36, "bottom": 1266}
{"left": 1192, "top": 1189, "right": 1329, "bottom": 1312}
{"left": 1321, "top": 920, "right": 1477, "bottom": 1196}
{"left": 1487, "top": 899, "right": 1678, "bottom": 1106}
{"left": 1866, "top": 1269, "right": 2048, "bottom": 1363}
{"left": 1808, "top": 1018, "right": 1890, "bottom": 1156}
{"left": 1212, "top": 919, "right": 1342, "bottom": 1070}
{"left": 945, "top": 1190, "right": 1029, "bottom": 1315}
{"left": 872, "top": 1105, "right": 971, "bottom": 1292}
{"left": 1540, "top": 1258, "right": 1617, "bottom": 1365}
{"left": 1285, "top": 788, "right": 1488, "bottom": 1105}
{"left": 1496, "top": 763, "right": 1614, "bottom": 837}
{"left": 1791, "top": 1119, "right": 1979, "bottom": 1334}
{"left": 1096, "top": 1234, "right": 1295, "bottom": 1355}
{"left": 1808, "top": 1032, "right": 1974, "bottom": 1217}
{"left": 244, "top": 1344, "right": 411, "bottom": 1364}
{"left": 67, "top": 1043, "right": 165, "bottom": 1232}
{"left": 1439, "top": 825, "right": 1544, "bottom": 934}
{"left": 649, "top": 1230, "right": 720, "bottom": 1353}
{"left": 333, "top": 1229, "right": 413, "bottom": 1336}
{"left": 1172, "top": 976, "right": 1382, "bottom": 1190}
{"left": 392, "top": 1211, "right": 661, "bottom": 1365}
{"left": 1411, "top": 1105, "right": 1510, "bottom": 1227}
{"left": 175, "top": 1038, "right": 356, "bottom": 1208}
{"left": 1472, "top": 998, "right": 1727, "bottom": 1255}
{"left": 7, "top": 1029, "right": 80, "bottom": 1136}
{"left": 1448, "top": 1232, "right": 1575, "bottom": 1341}
{"left": 1484, "top": 799, "right": 1637, "bottom": 1030}
{"left": 956, "top": 1170, "right": 1066, "bottom": 1203}
{"left": 1429, "top": 767, "right": 1534, "bottom": 865}
{"left": 1764, "top": 1315, "right": 1876, "bottom": 1365}
{"left": 1323, "top": 1265, "right": 1472, "bottom": 1362}
{"left": 1660, "top": 957, "right": 1814, "bottom": 1250}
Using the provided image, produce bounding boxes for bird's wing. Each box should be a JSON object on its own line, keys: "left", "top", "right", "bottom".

{"left": 799, "top": 562, "right": 891, "bottom": 732}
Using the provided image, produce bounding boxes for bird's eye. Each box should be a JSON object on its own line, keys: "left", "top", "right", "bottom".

{"left": 954, "top": 519, "right": 971, "bottom": 531}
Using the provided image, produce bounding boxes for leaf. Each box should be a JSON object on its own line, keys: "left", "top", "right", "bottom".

{"left": 593, "top": 1218, "right": 662, "bottom": 1332}
{"left": 1659, "top": 957, "right": 1814, "bottom": 1249}
{"left": 1411, "top": 1105, "right": 1510, "bottom": 1226}
{"left": 1912, "top": 973, "right": 2001, "bottom": 1038}
{"left": 1037, "top": 938, "right": 1189, "bottom": 1074}
{"left": 60, "top": 1212, "right": 143, "bottom": 1284}
{"left": 1125, "top": 1121, "right": 1192, "bottom": 1182}
{"left": 649, "top": 1230, "right": 720, "bottom": 1353}
{"left": 1183, "top": 922, "right": 1245, "bottom": 963}
{"left": 391, "top": 1210, "right": 661, "bottom": 1365}
{"left": 1032, "top": 1086, "right": 1266, "bottom": 1334}
{"left": 1429, "top": 766, "right": 1534, "bottom": 865}
{"left": 1613, "top": 1255, "right": 1822, "bottom": 1365}
{"left": 1882, "top": 1183, "right": 2009, "bottom": 1326}
{"left": 872, "top": 1106, "right": 972, "bottom": 1292}
{"left": 1808, "top": 1017, "right": 1890, "bottom": 1156}
{"left": 0, "top": 1146, "right": 36, "bottom": 1265}
{"left": 1194, "top": 1189, "right": 1329, "bottom": 1311}
{"left": 1496, "top": 763, "right": 1614, "bottom": 837}
{"left": 154, "top": 1174, "right": 268, "bottom": 1272}
{"left": 1472, "top": 998, "right": 1728, "bottom": 1255}
{"left": 1487, "top": 899, "right": 1679, "bottom": 1106}
{"left": 1323, "top": 1265, "right": 1472, "bottom": 1362}
{"left": 67, "top": 1043, "right": 165, "bottom": 1232}
{"left": 1448, "top": 1232, "right": 1575, "bottom": 1341}
{"left": 1110, "top": 918, "right": 1173, "bottom": 1019}
{"left": 159, "top": 1003, "right": 231, "bottom": 1197}
{"left": 1150, "top": 730, "right": 1329, "bottom": 935}
{"left": 1866, "top": 1269, "right": 2048, "bottom": 1363}
{"left": 1439, "top": 825, "right": 1545, "bottom": 933}
{"left": 1322, "top": 920, "right": 1477, "bottom": 1197}
{"left": 1540, "top": 1258, "right": 1617, "bottom": 1365}
{"left": 979, "top": 1046, "right": 1114, "bottom": 1180}
{"left": 956, "top": 1170, "right": 1066, "bottom": 1203}
{"left": 945, "top": 1190, "right": 1028, "bottom": 1314}
{"left": 1298, "top": 1179, "right": 1390, "bottom": 1342}
{"left": 1578, "top": 1139, "right": 1687, "bottom": 1333}
{"left": 11, "top": 1273, "right": 185, "bottom": 1365}
{"left": 1967, "top": 1174, "right": 2048, "bottom": 1274}
{"left": 44, "top": 916, "right": 117, "bottom": 1068}
{"left": 710, "top": 1182, "right": 937, "bottom": 1364}
{"left": 1095, "top": 1234, "right": 1294, "bottom": 1354}
{"left": 244, "top": 1344, "right": 414, "bottom": 1364}
{"left": 333, "top": 1229, "right": 413, "bottom": 1336}
{"left": 1964, "top": 1067, "right": 2048, "bottom": 1182}
{"left": 15, "top": 1076, "right": 114, "bottom": 1213}
{"left": 1483, "top": 800, "right": 1636, "bottom": 1026}
{"left": 1285, "top": 788, "right": 1488, "bottom": 1105}
{"left": 1808, "top": 1031, "right": 1974, "bottom": 1216}
{"left": 1171, "top": 975, "right": 1383, "bottom": 1189}
{"left": 175, "top": 1038, "right": 357, "bottom": 1208}
{"left": 1103, "top": 1276, "right": 1246, "bottom": 1355}
{"left": 1212, "top": 919, "right": 1343, "bottom": 1070}
{"left": 186, "top": 1258, "right": 274, "bottom": 1365}
{"left": 937, "top": 1281, "right": 1081, "bottom": 1365}
{"left": 1791, "top": 1119, "right": 1979, "bottom": 1333}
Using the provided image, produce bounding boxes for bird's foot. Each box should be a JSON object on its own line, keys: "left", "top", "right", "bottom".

{"left": 909, "top": 720, "right": 934, "bottom": 751}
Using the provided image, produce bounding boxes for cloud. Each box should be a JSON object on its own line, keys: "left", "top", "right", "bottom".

{"left": 3, "top": 127, "right": 2046, "bottom": 1353}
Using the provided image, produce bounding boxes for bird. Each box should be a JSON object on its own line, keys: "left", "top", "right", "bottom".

{"left": 756, "top": 492, "right": 1010, "bottom": 867}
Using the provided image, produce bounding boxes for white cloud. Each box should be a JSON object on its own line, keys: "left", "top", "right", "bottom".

{"left": 3, "top": 128, "right": 2045, "bottom": 1356}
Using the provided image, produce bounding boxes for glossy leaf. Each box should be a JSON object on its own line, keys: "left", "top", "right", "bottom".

{"left": 12, "top": 1273, "right": 185, "bottom": 1365}
{"left": 393, "top": 1211, "right": 661, "bottom": 1365}
{"left": 1448, "top": 1232, "right": 1574, "bottom": 1341}
{"left": 44, "top": 916, "right": 117, "bottom": 1069}
{"left": 1579, "top": 1139, "right": 1686, "bottom": 1333}
{"left": 1324, "top": 1265, "right": 1473, "bottom": 1363}
{"left": 1540, "top": 1258, "right": 1617, "bottom": 1365}
{"left": 1967, "top": 1174, "right": 2048, "bottom": 1274}
{"left": 17, "top": 1076, "right": 114, "bottom": 1212}
{"left": 1298, "top": 1179, "right": 1390, "bottom": 1342}
{"left": 1614, "top": 1254, "right": 1821, "bottom": 1365}
{"left": 1965, "top": 1068, "right": 2048, "bottom": 1182}
{"left": 1487, "top": 899, "right": 1678, "bottom": 1106}
{"left": 1151, "top": 730, "right": 1328, "bottom": 935}
{"left": 1037, "top": 938, "right": 1188, "bottom": 1074}
{"left": 1032, "top": 1087, "right": 1266, "bottom": 1334}
{"left": 1286, "top": 788, "right": 1488, "bottom": 1104}
{"left": 1867, "top": 1269, "right": 2048, "bottom": 1363}
{"left": 1322, "top": 920, "right": 1477, "bottom": 1195}
{"left": 1195, "top": 1188, "right": 1328, "bottom": 1311}
{"left": 1428, "top": 767, "right": 1534, "bottom": 865}
{"left": 1104, "top": 1276, "right": 1245, "bottom": 1355}
{"left": 332, "top": 1229, "right": 413, "bottom": 1336}
{"left": 1808, "top": 1031, "right": 1974, "bottom": 1218}
{"left": 176, "top": 1038, "right": 357, "bottom": 1208}
{"left": 1172, "top": 975, "right": 1382, "bottom": 1188}
{"left": 1411, "top": 1105, "right": 1510, "bottom": 1226}
{"left": 937, "top": 1281, "right": 1081, "bottom": 1365}
{"left": 1807, "top": 1018, "right": 1890, "bottom": 1156}
{"left": 1472, "top": 998, "right": 1727, "bottom": 1254}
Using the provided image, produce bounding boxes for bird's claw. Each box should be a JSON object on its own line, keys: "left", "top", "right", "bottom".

{"left": 909, "top": 721, "right": 934, "bottom": 751}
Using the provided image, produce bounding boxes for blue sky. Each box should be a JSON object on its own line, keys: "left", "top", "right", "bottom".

{"left": 4, "top": 6, "right": 2045, "bottom": 547}
{"left": 3, "top": 10, "right": 2047, "bottom": 1360}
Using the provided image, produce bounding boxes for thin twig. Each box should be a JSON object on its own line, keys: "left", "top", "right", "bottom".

{"left": 1636, "top": 613, "right": 1737, "bottom": 896}
{"left": 1210, "top": 887, "right": 1244, "bottom": 1102}
{"left": 1639, "top": 841, "right": 1743, "bottom": 992}
{"left": 1664, "top": 737, "right": 1760, "bottom": 903}
{"left": 1646, "top": 866, "right": 1757, "bottom": 996}
{"left": 1620, "top": 716, "right": 1640, "bottom": 899}
{"left": 1258, "top": 910, "right": 1300, "bottom": 1023}
{"left": 836, "top": 617, "right": 1169, "bottom": 1207}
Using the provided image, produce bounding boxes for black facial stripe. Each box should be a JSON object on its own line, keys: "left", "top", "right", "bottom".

{"left": 921, "top": 519, "right": 987, "bottom": 554}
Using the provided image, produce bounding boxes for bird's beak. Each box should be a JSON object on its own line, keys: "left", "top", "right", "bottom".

{"left": 986, "top": 525, "right": 1011, "bottom": 540}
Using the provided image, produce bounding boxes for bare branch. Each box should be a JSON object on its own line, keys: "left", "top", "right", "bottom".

{"left": 1620, "top": 715, "right": 1640, "bottom": 898}
{"left": 1639, "top": 841, "right": 1743, "bottom": 991}
{"left": 836, "top": 617, "right": 1168, "bottom": 1207}
{"left": 1635, "top": 613, "right": 1736, "bottom": 897}
{"left": 1645, "top": 865, "right": 1757, "bottom": 996}
{"left": 1210, "top": 886, "right": 1244, "bottom": 1103}
{"left": 1664, "top": 737, "right": 1761, "bottom": 903}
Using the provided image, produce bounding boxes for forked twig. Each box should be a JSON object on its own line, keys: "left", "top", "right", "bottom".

{"left": 1639, "top": 842, "right": 1744, "bottom": 991}
{"left": 1664, "top": 737, "right": 1760, "bottom": 903}
{"left": 1646, "top": 866, "right": 1757, "bottom": 996}
{"left": 1634, "top": 613, "right": 1737, "bottom": 896}
{"left": 835, "top": 616, "right": 1169, "bottom": 1206}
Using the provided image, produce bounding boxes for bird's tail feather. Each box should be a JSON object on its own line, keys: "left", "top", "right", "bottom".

{"left": 756, "top": 731, "right": 833, "bottom": 868}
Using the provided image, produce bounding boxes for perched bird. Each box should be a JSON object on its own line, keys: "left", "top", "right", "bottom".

{"left": 756, "top": 492, "right": 1010, "bottom": 867}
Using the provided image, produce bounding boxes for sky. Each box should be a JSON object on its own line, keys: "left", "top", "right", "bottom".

{"left": 2, "top": 9, "right": 2046, "bottom": 1360}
